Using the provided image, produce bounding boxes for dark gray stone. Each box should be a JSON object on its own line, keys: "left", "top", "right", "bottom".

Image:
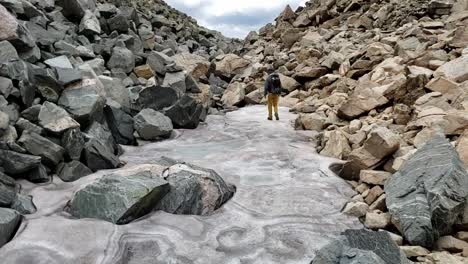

{"left": 162, "top": 71, "right": 186, "bottom": 96}
{"left": 82, "top": 138, "right": 120, "bottom": 172}
{"left": 57, "top": 161, "right": 92, "bottom": 182}
{"left": 0, "top": 41, "right": 19, "bottom": 64}
{"left": 107, "top": 46, "right": 135, "bottom": 74}
{"left": 0, "top": 171, "right": 18, "bottom": 207}
{"left": 61, "top": 128, "right": 85, "bottom": 161}
{"left": 24, "top": 164, "right": 49, "bottom": 183}
{"left": 134, "top": 108, "right": 173, "bottom": 140}
{"left": 0, "top": 208, "right": 21, "bottom": 248}
{"left": 107, "top": 13, "right": 129, "bottom": 33}
{"left": 133, "top": 85, "right": 179, "bottom": 112}
{"left": 55, "top": 68, "right": 82, "bottom": 86}
{"left": 104, "top": 104, "right": 136, "bottom": 145}
{"left": 154, "top": 159, "right": 236, "bottom": 215}
{"left": 67, "top": 167, "right": 170, "bottom": 224}
{"left": 21, "top": 104, "right": 41, "bottom": 122}
{"left": 15, "top": 117, "right": 44, "bottom": 135}
{"left": 56, "top": 0, "right": 96, "bottom": 20}
{"left": 79, "top": 10, "right": 101, "bottom": 36}
{"left": 58, "top": 86, "right": 105, "bottom": 126}
{"left": 147, "top": 51, "right": 173, "bottom": 75}
{"left": 33, "top": 68, "right": 62, "bottom": 103}
{"left": 311, "top": 229, "right": 410, "bottom": 264}
{"left": 85, "top": 121, "right": 117, "bottom": 155}
{"left": 38, "top": 102, "right": 80, "bottom": 134}
{"left": 0, "top": 149, "right": 41, "bottom": 175}
{"left": 11, "top": 194, "right": 36, "bottom": 214}
{"left": 18, "top": 132, "right": 65, "bottom": 167}
{"left": 164, "top": 95, "right": 203, "bottom": 129}
{"left": 186, "top": 74, "right": 201, "bottom": 93}
{"left": 385, "top": 134, "right": 468, "bottom": 248}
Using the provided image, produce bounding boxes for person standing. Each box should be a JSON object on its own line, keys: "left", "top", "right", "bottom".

{"left": 264, "top": 66, "right": 282, "bottom": 120}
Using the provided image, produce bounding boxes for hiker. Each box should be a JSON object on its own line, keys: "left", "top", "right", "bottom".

{"left": 264, "top": 66, "right": 282, "bottom": 121}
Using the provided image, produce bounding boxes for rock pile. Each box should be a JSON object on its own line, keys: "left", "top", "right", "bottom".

{"left": 233, "top": 0, "right": 468, "bottom": 262}
{"left": 0, "top": 0, "right": 242, "bottom": 247}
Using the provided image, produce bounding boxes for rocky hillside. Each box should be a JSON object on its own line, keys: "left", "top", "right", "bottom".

{"left": 228, "top": 0, "right": 468, "bottom": 263}
{"left": 0, "top": 0, "right": 246, "bottom": 248}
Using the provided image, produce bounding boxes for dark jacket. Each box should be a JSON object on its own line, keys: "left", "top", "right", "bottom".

{"left": 264, "top": 73, "right": 282, "bottom": 97}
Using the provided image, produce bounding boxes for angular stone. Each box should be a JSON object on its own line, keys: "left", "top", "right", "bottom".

{"left": 221, "top": 82, "right": 245, "bottom": 107}
{"left": 57, "top": 161, "right": 92, "bottom": 182}
{"left": 79, "top": 10, "right": 100, "bottom": 36}
{"left": 338, "top": 87, "right": 389, "bottom": 120}
{"left": 0, "top": 208, "right": 21, "bottom": 248}
{"left": 385, "top": 134, "right": 468, "bottom": 248}
{"left": 400, "top": 246, "right": 430, "bottom": 258}
{"left": 58, "top": 86, "right": 105, "bottom": 126}
{"left": 363, "top": 127, "right": 400, "bottom": 159}
{"left": 365, "top": 211, "right": 391, "bottom": 229}
{"left": 0, "top": 41, "right": 18, "bottom": 63}
{"left": 103, "top": 104, "right": 135, "bottom": 145}
{"left": 436, "top": 236, "right": 468, "bottom": 253}
{"left": 67, "top": 165, "right": 170, "bottom": 224}
{"left": 107, "top": 13, "right": 129, "bottom": 33}
{"left": 0, "top": 171, "right": 17, "bottom": 207}
{"left": 133, "top": 85, "right": 179, "bottom": 112}
{"left": 320, "top": 130, "right": 352, "bottom": 160}
{"left": 342, "top": 201, "right": 368, "bottom": 217}
{"left": 365, "top": 186, "right": 384, "bottom": 205}
{"left": 56, "top": 0, "right": 96, "bottom": 20}
{"left": 38, "top": 102, "right": 80, "bottom": 134}
{"left": 83, "top": 138, "right": 120, "bottom": 172}
{"left": 15, "top": 117, "right": 43, "bottom": 135}
{"left": 173, "top": 52, "right": 209, "bottom": 80}
{"left": 61, "top": 128, "right": 84, "bottom": 161}
{"left": 134, "top": 109, "right": 173, "bottom": 140}
{"left": 311, "top": 229, "right": 410, "bottom": 264}
{"left": 0, "top": 149, "right": 40, "bottom": 175}
{"left": 18, "top": 132, "right": 65, "bottom": 167}
{"left": 44, "top": 56, "right": 73, "bottom": 69}
{"left": 435, "top": 56, "right": 468, "bottom": 83}
{"left": 0, "top": 4, "right": 18, "bottom": 41}
{"left": 134, "top": 64, "right": 154, "bottom": 79}
{"left": 107, "top": 46, "right": 134, "bottom": 74}
{"left": 457, "top": 130, "right": 468, "bottom": 169}
{"left": 11, "top": 194, "right": 36, "bottom": 215}
{"left": 154, "top": 159, "right": 236, "bottom": 215}
{"left": 360, "top": 170, "right": 391, "bottom": 185}
{"left": 0, "top": 76, "right": 13, "bottom": 98}
{"left": 162, "top": 71, "right": 186, "bottom": 96}
{"left": 164, "top": 95, "right": 203, "bottom": 129}
{"left": 214, "top": 54, "right": 250, "bottom": 79}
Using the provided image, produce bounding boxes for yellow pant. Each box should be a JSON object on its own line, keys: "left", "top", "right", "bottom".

{"left": 267, "top": 94, "right": 279, "bottom": 118}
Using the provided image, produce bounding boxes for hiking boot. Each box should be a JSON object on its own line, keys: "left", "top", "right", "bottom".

{"left": 275, "top": 113, "right": 279, "bottom": 120}
{"left": 267, "top": 117, "right": 272, "bottom": 121}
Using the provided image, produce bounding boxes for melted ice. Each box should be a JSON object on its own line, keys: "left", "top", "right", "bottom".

{"left": 0, "top": 106, "right": 361, "bottom": 264}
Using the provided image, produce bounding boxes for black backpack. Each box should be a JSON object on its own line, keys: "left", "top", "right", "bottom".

{"left": 270, "top": 74, "right": 282, "bottom": 94}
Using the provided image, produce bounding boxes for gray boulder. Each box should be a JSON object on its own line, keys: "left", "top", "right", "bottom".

{"left": 18, "top": 132, "right": 65, "bottom": 167}
{"left": 82, "top": 138, "right": 120, "bottom": 172}
{"left": 0, "top": 110, "right": 8, "bottom": 135}
{"left": 107, "top": 46, "right": 134, "bottom": 74}
{"left": 164, "top": 95, "right": 203, "bottom": 129}
{"left": 25, "top": 164, "right": 49, "bottom": 183}
{"left": 58, "top": 86, "right": 105, "bottom": 126}
{"left": 0, "top": 41, "right": 19, "bottom": 64}
{"left": 44, "top": 56, "right": 74, "bottom": 69}
{"left": 134, "top": 109, "right": 173, "bottom": 140}
{"left": 15, "top": 117, "right": 43, "bottom": 135}
{"left": 0, "top": 171, "right": 18, "bottom": 207}
{"left": 162, "top": 71, "right": 186, "bottom": 96}
{"left": 38, "top": 102, "right": 80, "bottom": 134}
{"left": 133, "top": 85, "right": 179, "bottom": 112}
{"left": 311, "top": 229, "right": 410, "bottom": 264}
{"left": 66, "top": 165, "right": 170, "bottom": 224}
{"left": 11, "top": 194, "right": 36, "bottom": 214}
{"left": 154, "top": 159, "right": 236, "bottom": 215}
{"left": 85, "top": 121, "right": 118, "bottom": 155}
{"left": 21, "top": 104, "right": 41, "bottom": 122}
{"left": 61, "top": 128, "right": 85, "bottom": 161}
{"left": 0, "top": 76, "right": 13, "bottom": 98}
{"left": 147, "top": 51, "right": 173, "bottom": 75}
{"left": 0, "top": 149, "right": 40, "bottom": 175}
{"left": 104, "top": 104, "right": 135, "bottom": 145}
{"left": 98, "top": 76, "right": 130, "bottom": 111}
{"left": 79, "top": 10, "right": 100, "bottom": 36}
{"left": 0, "top": 208, "right": 21, "bottom": 248}
{"left": 56, "top": 0, "right": 96, "bottom": 20}
{"left": 57, "top": 161, "right": 92, "bottom": 182}
{"left": 385, "top": 134, "right": 468, "bottom": 248}
{"left": 107, "top": 13, "right": 129, "bottom": 33}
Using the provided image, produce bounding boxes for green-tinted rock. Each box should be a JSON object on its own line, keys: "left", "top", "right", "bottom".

{"left": 0, "top": 208, "right": 21, "bottom": 247}
{"left": 67, "top": 166, "right": 170, "bottom": 224}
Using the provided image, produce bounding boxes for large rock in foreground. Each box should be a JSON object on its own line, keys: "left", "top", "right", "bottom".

{"left": 311, "top": 229, "right": 410, "bottom": 264}
{"left": 0, "top": 208, "right": 21, "bottom": 248}
{"left": 66, "top": 165, "right": 170, "bottom": 224}
{"left": 385, "top": 134, "right": 468, "bottom": 248}
{"left": 154, "top": 158, "right": 236, "bottom": 215}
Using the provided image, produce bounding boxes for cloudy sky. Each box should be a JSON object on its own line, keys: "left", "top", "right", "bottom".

{"left": 165, "top": 0, "right": 307, "bottom": 39}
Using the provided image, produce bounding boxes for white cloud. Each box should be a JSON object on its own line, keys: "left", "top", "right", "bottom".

{"left": 165, "top": 0, "right": 306, "bottom": 38}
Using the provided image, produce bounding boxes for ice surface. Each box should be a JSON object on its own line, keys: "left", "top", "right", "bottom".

{"left": 0, "top": 106, "right": 361, "bottom": 263}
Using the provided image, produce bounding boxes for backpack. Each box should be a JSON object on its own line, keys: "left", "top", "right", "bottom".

{"left": 270, "top": 74, "right": 282, "bottom": 94}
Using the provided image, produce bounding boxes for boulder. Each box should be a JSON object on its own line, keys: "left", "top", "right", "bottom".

{"left": 79, "top": 10, "right": 100, "bottom": 36}
{"left": 58, "top": 86, "right": 105, "bottom": 126}
{"left": 57, "top": 161, "right": 92, "bottom": 182}
{"left": 0, "top": 149, "right": 40, "bottom": 175}
{"left": 133, "top": 85, "right": 179, "bottom": 112}
{"left": 363, "top": 127, "right": 400, "bottom": 159}
{"left": 134, "top": 109, "right": 173, "bottom": 140}
{"left": 0, "top": 208, "right": 21, "bottom": 248}
{"left": 457, "top": 130, "right": 468, "bottom": 168}
{"left": 107, "top": 46, "right": 135, "bottom": 74}
{"left": 279, "top": 73, "right": 300, "bottom": 92}
{"left": 162, "top": 71, "right": 186, "bottom": 96}
{"left": 338, "top": 87, "right": 389, "bottom": 120}
{"left": 385, "top": 134, "right": 468, "bottom": 248}
{"left": 82, "top": 132, "right": 119, "bottom": 172}
{"left": 104, "top": 104, "right": 135, "bottom": 145}
{"left": 10, "top": 194, "right": 36, "bottom": 215}
{"left": 173, "top": 53, "right": 209, "bottom": 80}
{"left": 107, "top": 13, "right": 129, "bottom": 33}
{"left": 296, "top": 113, "right": 326, "bottom": 131}
{"left": 0, "top": 41, "right": 19, "bottom": 64}
{"left": 147, "top": 51, "right": 173, "bottom": 75}
{"left": 18, "top": 132, "right": 65, "bottom": 167}
{"left": 435, "top": 236, "right": 468, "bottom": 253}
{"left": 134, "top": 64, "right": 154, "bottom": 79}
{"left": 154, "top": 159, "right": 236, "bottom": 215}
{"left": 56, "top": 0, "right": 96, "bottom": 20}
{"left": 38, "top": 102, "right": 80, "bottom": 134}
{"left": 98, "top": 76, "right": 130, "bottom": 111}
{"left": 61, "top": 128, "right": 85, "bottom": 161}
{"left": 0, "top": 5, "right": 18, "bottom": 41}
{"left": 164, "top": 95, "right": 203, "bottom": 129}
{"left": 214, "top": 54, "right": 250, "bottom": 80}
{"left": 15, "top": 117, "right": 44, "bottom": 135}
{"left": 365, "top": 211, "right": 391, "bottom": 229}
{"left": 85, "top": 121, "right": 118, "bottom": 156}
{"left": 221, "top": 82, "right": 245, "bottom": 107}
{"left": 342, "top": 201, "right": 368, "bottom": 217}
{"left": 320, "top": 130, "right": 352, "bottom": 160}
{"left": 360, "top": 170, "right": 391, "bottom": 185}
{"left": 311, "top": 229, "right": 410, "bottom": 264}
{"left": 67, "top": 165, "right": 170, "bottom": 224}
{"left": 0, "top": 172, "right": 17, "bottom": 207}
{"left": 25, "top": 164, "right": 49, "bottom": 183}
{"left": 400, "top": 246, "right": 430, "bottom": 258}
{"left": 434, "top": 55, "right": 468, "bottom": 83}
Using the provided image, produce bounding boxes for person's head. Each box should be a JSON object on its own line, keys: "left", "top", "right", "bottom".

{"left": 266, "top": 65, "right": 275, "bottom": 74}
